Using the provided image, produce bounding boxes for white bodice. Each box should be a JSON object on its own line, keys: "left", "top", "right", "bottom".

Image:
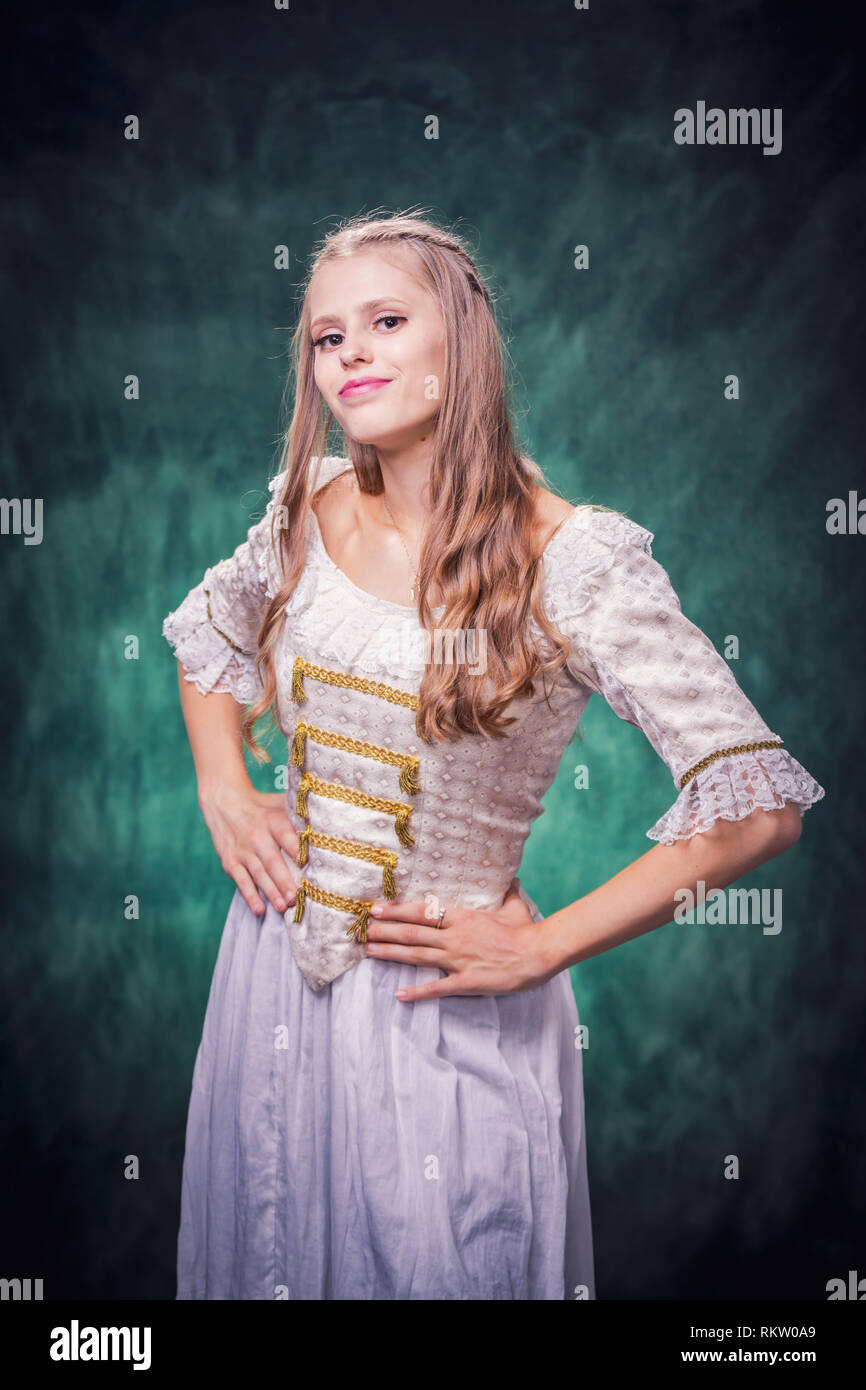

{"left": 163, "top": 456, "right": 825, "bottom": 990}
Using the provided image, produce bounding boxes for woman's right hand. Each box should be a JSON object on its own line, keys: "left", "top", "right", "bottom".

{"left": 198, "top": 782, "right": 300, "bottom": 916}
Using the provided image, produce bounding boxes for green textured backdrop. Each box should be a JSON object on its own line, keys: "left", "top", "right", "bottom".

{"left": 1, "top": 0, "right": 861, "bottom": 1300}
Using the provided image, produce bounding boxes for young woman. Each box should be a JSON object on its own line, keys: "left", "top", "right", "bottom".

{"left": 163, "top": 210, "right": 824, "bottom": 1300}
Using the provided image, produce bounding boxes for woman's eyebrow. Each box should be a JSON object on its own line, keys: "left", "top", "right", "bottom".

{"left": 310, "top": 298, "right": 409, "bottom": 334}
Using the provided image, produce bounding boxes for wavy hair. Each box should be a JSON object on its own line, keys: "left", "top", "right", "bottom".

{"left": 242, "top": 208, "right": 609, "bottom": 760}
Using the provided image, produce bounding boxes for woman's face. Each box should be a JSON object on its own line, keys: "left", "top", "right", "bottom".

{"left": 308, "top": 251, "right": 446, "bottom": 450}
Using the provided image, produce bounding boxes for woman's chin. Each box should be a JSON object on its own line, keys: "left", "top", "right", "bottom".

{"left": 341, "top": 421, "right": 409, "bottom": 449}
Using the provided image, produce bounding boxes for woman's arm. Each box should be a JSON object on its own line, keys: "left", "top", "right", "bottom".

{"left": 363, "top": 801, "right": 803, "bottom": 999}
{"left": 162, "top": 474, "right": 303, "bottom": 916}
{"left": 176, "top": 659, "right": 299, "bottom": 916}
{"left": 177, "top": 657, "right": 250, "bottom": 796}
{"left": 536, "top": 799, "right": 801, "bottom": 976}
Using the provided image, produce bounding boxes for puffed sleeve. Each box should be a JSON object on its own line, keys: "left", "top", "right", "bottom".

{"left": 545, "top": 507, "right": 826, "bottom": 844}
{"left": 162, "top": 471, "right": 287, "bottom": 703}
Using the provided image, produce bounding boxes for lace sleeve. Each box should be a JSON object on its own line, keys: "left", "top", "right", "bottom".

{"left": 161, "top": 472, "right": 287, "bottom": 704}
{"left": 545, "top": 508, "right": 826, "bottom": 844}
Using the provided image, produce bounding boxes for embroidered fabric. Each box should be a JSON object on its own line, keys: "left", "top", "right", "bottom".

{"left": 162, "top": 482, "right": 282, "bottom": 703}
{"left": 162, "top": 453, "right": 825, "bottom": 988}
{"left": 645, "top": 745, "right": 824, "bottom": 843}
{"left": 541, "top": 504, "right": 825, "bottom": 843}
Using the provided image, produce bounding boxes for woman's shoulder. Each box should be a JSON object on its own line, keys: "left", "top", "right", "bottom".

{"left": 254, "top": 456, "right": 352, "bottom": 597}
{"left": 538, "top": 492, "right": 658, "bottom": 627}
{"left": 532, "top": 488, "right": 577, "bottom": 552}
{"left": 534, "top": 487, "right": 655, "bottom": 561}
{"left": 266, "top": 453, "right": 352, "bottom": 502}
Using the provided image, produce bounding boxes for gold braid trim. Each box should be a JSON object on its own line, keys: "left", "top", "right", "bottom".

{"left": 291, "top": 876, "right": 376, "bottom": 944}
{"left": 678, "top": 739, "right": 784, "bottom": 790}
{"left": 288, "top": 656, "right": 420, "bottom": 916}
{"left": 290, "top": 719, "right": 421, "bottom": 795}
{"left": 297, "top": 824, "right": 398, "bottom": 899}
{"left": 203, "top": 588, "right": 252, "bottom": 655}
{"left": 296, "top": 770, "right": 415, "bottom": 847}
{"left": 291, "top": 655, "right": 419, "bottom": 710}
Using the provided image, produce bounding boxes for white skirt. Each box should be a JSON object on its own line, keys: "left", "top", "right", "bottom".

{"left": 176, "top": 885, "right": 595, "bottom": 1300}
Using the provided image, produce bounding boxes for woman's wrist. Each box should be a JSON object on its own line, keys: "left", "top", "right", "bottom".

{"left": 534, "top": 909, "right": 580, "bottom": 979}
{"left": 197, "top": 770, "right": 255, "bottom": 813}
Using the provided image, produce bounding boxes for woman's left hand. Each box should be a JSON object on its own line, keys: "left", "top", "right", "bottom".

{"left": 363, "top": 877, "right": 558, "bottom": 1001}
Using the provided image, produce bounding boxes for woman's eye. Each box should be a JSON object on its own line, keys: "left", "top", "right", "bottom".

{"left": 312, "top": 315, "right": 405, "bottom": 351}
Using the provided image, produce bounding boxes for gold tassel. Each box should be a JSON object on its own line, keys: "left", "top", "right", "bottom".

{"left": 298, "top": 825, "right": 310, "bottom": 866}
{"left": 292, "top": 877, "right": 307, "bottom": 922}
{"left": 394, "top": 807, "right": 415, "bottom": 848}
{"left": 296, "top": 773, "right": 309, "bottom": 818}
{"left": 382, "top": 858, "right": 397, "bottom": 898}
{"left": 291, "top": 658, "right": 305, "bottom": 702}
{"left": 399, "top": 759, "right": 421, "bottom": 796}
{"left": 346, "top": 902, "right": 372, "bottom": 943}
{"left": 290, "top": 721, "right": 306, "bottom": 767}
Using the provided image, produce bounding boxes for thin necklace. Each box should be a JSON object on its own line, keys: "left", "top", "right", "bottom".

{"left": 381, "top": 495, "right": 419, "bottom": 601}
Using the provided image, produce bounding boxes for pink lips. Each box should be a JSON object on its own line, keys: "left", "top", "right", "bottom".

{"left": 338, "top": 378, "right": 392, "bottom": 398}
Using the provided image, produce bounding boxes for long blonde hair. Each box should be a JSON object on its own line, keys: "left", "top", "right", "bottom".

{"left": 243, "top": 209, "right": 596, "bottom": 760}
